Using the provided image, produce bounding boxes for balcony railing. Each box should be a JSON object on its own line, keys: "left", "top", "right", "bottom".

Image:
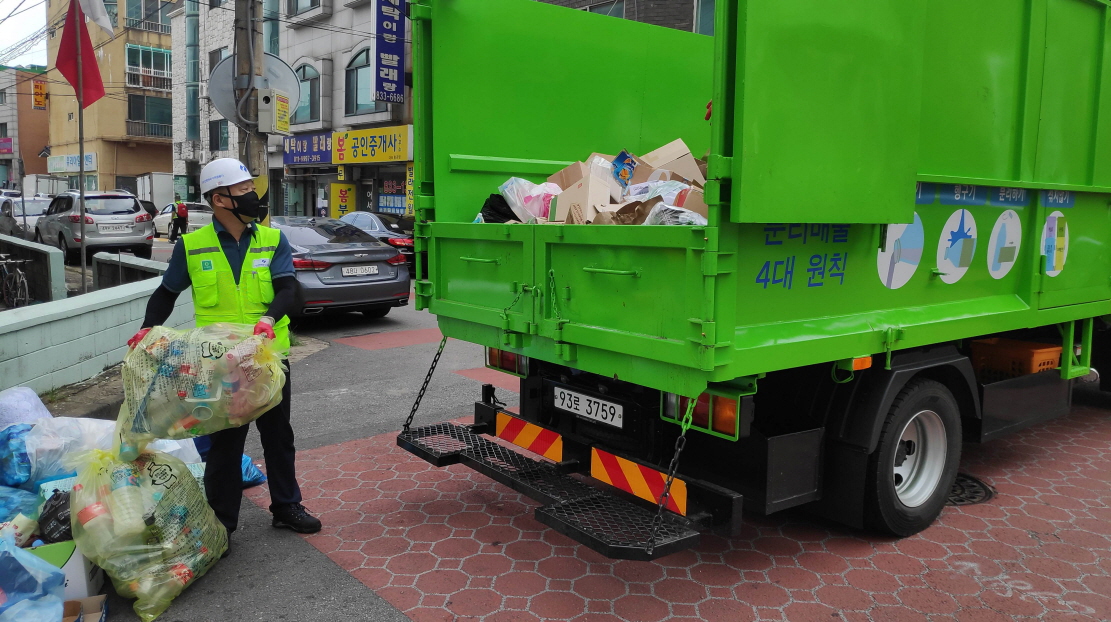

{"left": 126, "top": 69, "right": 172, "bottom": 91}
{"left": 127, "top": 120, "right": 173, "bottom": 139}
{"left": 125, "top": 18, "right": 171, "bottom": 33}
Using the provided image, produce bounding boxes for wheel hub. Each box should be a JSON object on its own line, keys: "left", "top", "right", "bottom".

{"left": 892, "top": 409, "right": 946, "bottom": 508}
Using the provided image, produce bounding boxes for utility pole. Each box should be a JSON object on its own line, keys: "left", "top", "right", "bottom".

{"left": 234, "top": 0, "right": 269, "bottom": 216}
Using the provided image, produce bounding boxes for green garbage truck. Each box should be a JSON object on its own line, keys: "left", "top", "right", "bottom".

{"left": 398, "top": 0, "right": 1111, "bottom": 560}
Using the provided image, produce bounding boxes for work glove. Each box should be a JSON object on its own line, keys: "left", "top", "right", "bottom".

{"left": 253, "top": 317, "right": 276, "bottom": 340}
{"left": 705, "top": 100, "right": 713, "bottom": 121}
{"left": 127, "top": 328, "right": 151, "bottom": 349}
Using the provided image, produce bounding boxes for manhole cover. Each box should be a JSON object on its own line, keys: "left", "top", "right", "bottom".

{"left": 948, "top": 473, "right": 994, "bottom": 506}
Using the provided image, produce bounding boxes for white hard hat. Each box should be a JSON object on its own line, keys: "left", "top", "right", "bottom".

{"left": 199, "top": 158, "right": 253, "bottom": 197}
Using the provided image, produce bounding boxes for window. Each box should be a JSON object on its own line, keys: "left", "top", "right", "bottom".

{"left": 587, "top": 0, "right": 623, "bottom": 17}
{"left": 127, "top": 94, "right": 172, "bottom": 137}
{"left": 208, "top": 47, "right": 228, "bottom": 71}
{"left": 126, "top": 44, "right": 172, "bottom": 90}
{"left": 288, "top": 0, "right": 318, "bottom": 16}
{"left": 695, "top": 0, "right": 714, "bottom": 36}
{"left": 209, "top": 119, "right": 229, "bottom": 151}
{"left": 345, "top": 50, "right": 387, "bottom": 116}
{"left": 263, "top": 0, "right": 279, "bottom": 54}
{"left": 0, "top": 124, "right": 6, "bottom": 138}
{"left": 103, "top": 0, "right": 118, "bottom": 26}
{"left": 126, "top": 0, "right": 171, "bottom": 31}
{"left": 292, "top": 64, "right": 320, "bottom": 123}
{"left": 0, "top": 90, "right": 6, "bottom": 104}
{"left": 210, "top": 0, "right": 223, "bottom": 7}
{"left": 186, "top": 85, "right": 200, "bottom": 140}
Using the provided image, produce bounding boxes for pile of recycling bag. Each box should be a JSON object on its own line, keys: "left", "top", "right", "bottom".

{"left": 0, "top": 322, "right": 282, "bottom": 621}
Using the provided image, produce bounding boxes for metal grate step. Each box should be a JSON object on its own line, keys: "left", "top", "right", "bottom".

{"left": 399, "top": 421, "right": 701, "bottom": 561}
{"left": 537, "top": 495, "right": 701, "bottom": 561}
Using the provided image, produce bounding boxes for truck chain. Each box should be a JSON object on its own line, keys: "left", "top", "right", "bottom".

{"left": 645, "top": 398, "right": 696, "bottom": 556}
{"left": 402, "top": 336, "right": 449, "bottom": 434}
{"left": 500, "top": 286, "right": 527, "bottom": 321}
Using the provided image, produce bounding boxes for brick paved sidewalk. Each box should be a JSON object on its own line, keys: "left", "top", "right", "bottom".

{"left": 244, "top": 398, "right": 1111, "bottom": 622}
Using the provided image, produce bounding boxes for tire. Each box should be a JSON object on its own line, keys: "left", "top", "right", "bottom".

{"left": 362, "top": 307, "right": 391, "bottom": 319}
{"left": 1, "top": 273, "right": 13, "bottom": 308}
{"left": 864, "top": 378, "right": 962, "bottom": 537}
{"left": 33, "top": 230, "right": 43, "bottom": 244}
{"left": 134, "top": 245, "right": 152, "bottom": 259}
{"left": 12, "top": 273, "right": 29, "bottom": 307}
{"left": 59, "top": 234, "right": 78, "bottom": 266}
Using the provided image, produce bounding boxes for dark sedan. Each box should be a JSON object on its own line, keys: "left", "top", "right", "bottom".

{"left": 270, "top": 216, "right": 411, "bottom": 318}
{"left": 339, "top": 211, "right": 415, "bottom": 270}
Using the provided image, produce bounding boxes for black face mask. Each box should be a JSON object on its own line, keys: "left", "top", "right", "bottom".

{"left": 218, "top": 191, "right": 263, "bottom": 223}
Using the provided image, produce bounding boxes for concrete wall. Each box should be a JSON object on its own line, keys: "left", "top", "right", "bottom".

{"left": 0, "top": 233, "right": 67, "bottom": 302}
{"left": 92, "top": 252, "right": 167, "bottom": 290}
{"left": 0, "top": 279, "right": 194, "bottom": 393}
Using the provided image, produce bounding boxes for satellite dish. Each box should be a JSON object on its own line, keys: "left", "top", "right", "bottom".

{"left": 208, "top": 53, "right": 301, "bottom": 126}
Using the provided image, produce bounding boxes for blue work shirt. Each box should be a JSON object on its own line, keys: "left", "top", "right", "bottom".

{"left": 161, "top": 220, "right": 295, "bottom": 294}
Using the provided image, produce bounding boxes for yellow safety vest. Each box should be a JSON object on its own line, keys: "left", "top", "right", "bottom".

{"left": 182, "top": 223, "right": 291, "bottom": 356}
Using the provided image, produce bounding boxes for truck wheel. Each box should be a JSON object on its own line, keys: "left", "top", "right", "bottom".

{"left": 864, "top": 378, "right": 961, "bottom": 536}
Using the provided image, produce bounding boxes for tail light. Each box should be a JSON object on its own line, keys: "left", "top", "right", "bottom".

{"left": 292, "top": 258, "right": 333, "bottom": 271}
{"left": 68, "top": 214, "right": 94, "bottom": 224}
{"left": 486, "top": 347, "right": 528, "bottom": 376}
{"left": 135, "top": 213, "right": 152, "bottom": 223}
{"left": 665, "top": 392, "right": 743, "bottom": 439}
{"left": 387, "top": 253, "right": 406, "bottom": 265}
{"left": 387, "top": 238, "right": 413, "bottom": 247}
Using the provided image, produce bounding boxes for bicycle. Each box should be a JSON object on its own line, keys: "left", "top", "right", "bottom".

{"left": 0, "top": 254, "right": 31, "bottom": 309}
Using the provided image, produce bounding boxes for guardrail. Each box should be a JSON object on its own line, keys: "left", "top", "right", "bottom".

{"left": 126, "top": 120, "right": 173, "bottom": 138}
{"left": 92, "top": 252, "right": 168, "bottom": 290}
{"left": 0, "top": 233, "right": 67, "bottom": 303}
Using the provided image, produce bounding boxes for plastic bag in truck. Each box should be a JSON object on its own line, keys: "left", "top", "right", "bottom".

{"left": 498, "top": 178, "right": 561, "bottom": 222}
{"left": 644, "top": 203, "right": 708, "bottom": 226}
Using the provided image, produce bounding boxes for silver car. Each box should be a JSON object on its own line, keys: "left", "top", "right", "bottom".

{"left": 270, "top": 216, "right": 411, "bottom": 318}
{"left": 35, "top": 192, "right": 154, "bottom": 263}
{"left": 154, "top": 202, "right": 212, "bottom": 237}
{"left": 0, "top": 197, "right": 51, "bottom": 240}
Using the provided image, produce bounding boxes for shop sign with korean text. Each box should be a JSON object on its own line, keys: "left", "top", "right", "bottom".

{"left": 330, "top": 183, "right": 356, "bottom": 219}
{"left": 406, "top": 163, "right": 415, "bottom": 215}
{"left": 284, "top": 133, "right": 333, "bottom": 166}
{"left": 32, "top": 80, "right": 47, "bottom": 110}
{"left": 376, "top": 0, "right": 405, "bottom": 103}
{"left": 0, "top": 138, "right": 12, "bottom": 155}
{"left": 47, "top": 153, "right": 97, "bottom": 173}
{"left": 333, "top": 125, "right": 412, "bottom": 164}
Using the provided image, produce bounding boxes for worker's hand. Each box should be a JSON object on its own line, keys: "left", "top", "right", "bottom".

{"left": 705, "top": 100, "right": 713, "bottom": 121}
{"left": 253, "top": 317, "right": 276, "bottom": 340}
{"left": 127, "top": 328, "right": 151, "bottom": 349}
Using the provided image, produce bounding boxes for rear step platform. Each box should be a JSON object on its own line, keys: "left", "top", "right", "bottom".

{"left": 398, "top": 422, "right": 700, "bottom": 561}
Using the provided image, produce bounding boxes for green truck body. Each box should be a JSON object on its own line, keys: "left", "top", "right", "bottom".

{"left": 402, "top": 0, "right": 1111, "bottom": 558}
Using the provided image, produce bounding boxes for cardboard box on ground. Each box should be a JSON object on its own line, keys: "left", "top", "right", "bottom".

{"left": 547, "top": 140, "right": 708, "bottom": 225}
{"left": 27, "top": 539, "right": 105, "bottom": 599}
{"left": 63, "top": 595, "right": 108, "bottom": 622}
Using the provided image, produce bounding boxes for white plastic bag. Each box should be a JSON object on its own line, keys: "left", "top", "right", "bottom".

{"left": 626, "top": 180, "right": 690, "bottom": 205}
{"left": 643, "top": 203, "right": 708, "bottom": 226}
{"left": 0, "top": 387, "right": 52, "bottom": 427}
{"left": 23, "top": 418, "right": 115, "bottom": 485}
{"left": 498, "top": 178, "right": 561, "bottom": 222}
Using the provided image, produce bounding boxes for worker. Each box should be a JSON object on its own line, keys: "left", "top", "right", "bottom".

{"left": 170, "top": 200, "right": 189, "bottom": 241}
{"left": 127, "top": 158, "right": 321, "bottom": 550}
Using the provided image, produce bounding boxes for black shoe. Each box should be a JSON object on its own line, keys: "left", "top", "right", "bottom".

{"left": 221, "top": 541, "right": 231, "bottom": 559}
{"left": 271, "top": 503, "right": 322, "bottom": 534}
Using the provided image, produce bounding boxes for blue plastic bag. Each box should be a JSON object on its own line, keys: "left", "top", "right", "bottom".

{"left": 0, "top": 535, "right": 65, "bottom": 622}
{"left": 242, "top": 455, "right": 267, "bottom": 488}
{"left": 0, "top": 424, "right": 32, "bottom": 487}
{"left": 0, "top": 486, "right": 39, "bottom": 522}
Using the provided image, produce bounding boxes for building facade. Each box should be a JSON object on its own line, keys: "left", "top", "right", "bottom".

{"left": 278, "top": 0, "right": 412, "bottom": 217}
{"left": 44, "top": 0, "right": 176, "bottom": 194}
{"left": 169, "top": 0, "right": 284, "bottom": 203}
{"left": 0, "top": 65, "right": 50, "bottom": 189}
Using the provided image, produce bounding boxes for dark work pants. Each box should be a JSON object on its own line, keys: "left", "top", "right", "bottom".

{"left": 170, "top": 218, "right": 188, "bottom": 240}
{"left": 204, "top": 362, "right": 302, "bottom": 533}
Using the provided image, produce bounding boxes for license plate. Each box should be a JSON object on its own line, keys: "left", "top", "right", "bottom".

{"left": 98, "top": 224, "right": 131, "bottom": 233}
{"left": 341, "top": 265, "right": 379, "bottom": 276}
{"left": 553, "top": 387, "right": 624, "bottom": 429}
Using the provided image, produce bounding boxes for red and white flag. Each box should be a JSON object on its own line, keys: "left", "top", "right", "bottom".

{"left": 56, "top": 0, "right": 107, "bottom": 108}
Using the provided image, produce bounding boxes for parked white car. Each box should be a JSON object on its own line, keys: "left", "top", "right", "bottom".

{"left": 154, "top": 202, "right": 212, "bottom": 238}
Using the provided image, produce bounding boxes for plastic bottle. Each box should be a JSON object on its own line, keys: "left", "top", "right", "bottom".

{"left": 107, "top": 462, "right": 147, "bottom": 538}
{"left": 76, "top": 502, "right": 115, "bottom": 559}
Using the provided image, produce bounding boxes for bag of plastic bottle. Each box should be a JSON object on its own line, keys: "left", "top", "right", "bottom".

{"left": 0, "top": 534, "right": 66, "bottom": 622}
{"left": 0, "top": 423, "right": 33, "bottom": 487}
{"left": 36, "top": 490, "right": 71, "bottom": 544}
{"left": 117, "top": 323, "right": 286, "bottom": 461}
{"left": 22, "top": 418, "right": 115, "bottom": 486}
{"left": 0, "top": 387, "right": 52, "bottom": 428}
{"left": 498, "top": 178, "right": 561, "bottom": 223}
{"left": 68, "top": 449, "right": 227, "bottom": 622}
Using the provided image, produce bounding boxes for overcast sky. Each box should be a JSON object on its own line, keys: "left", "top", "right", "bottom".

{"left": 1, "top": 0, "right": 49, "bottom": 66}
